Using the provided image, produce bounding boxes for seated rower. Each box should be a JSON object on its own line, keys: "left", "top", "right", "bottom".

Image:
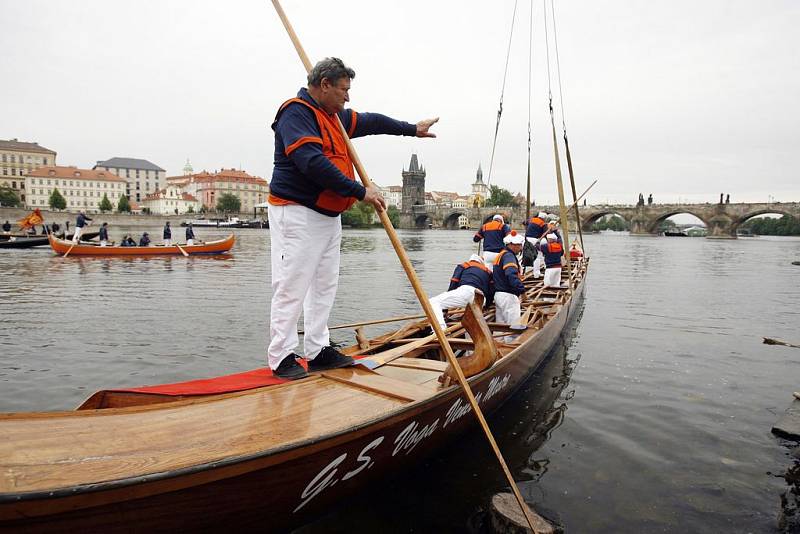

{"left": 2, "top": 220, "right": 10, "bottom": 234}
{"left": 492, "top": 232, "right": 526, "bottom": 326}
{"left": 120, "top": 235, "right": 136, "bottom": 247}
{"left": 139, "top": 232, "right": 151, "bottom": 247}
{"left": 569, "top": 242, "right": 584, "bottom": 260}
{"left": 540, "top": 233, "right": 565, "bottom": 288}
{"left": 428, "top": 253, "right": 494, "bottom": 330}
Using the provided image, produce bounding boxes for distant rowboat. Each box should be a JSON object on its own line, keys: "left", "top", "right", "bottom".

{"left": 46, "top": 233, "right": 235, "bottom": 256}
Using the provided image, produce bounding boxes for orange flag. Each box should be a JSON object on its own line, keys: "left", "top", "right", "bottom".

{"left": 17, "top": 209, "right": 45, "bottom": 229}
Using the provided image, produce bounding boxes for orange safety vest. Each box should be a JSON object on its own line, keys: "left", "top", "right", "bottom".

{"left": 461, "top": 259, "right": 492, "bottom": 273}
{"left": 270, "top": 98, "right": 358, "bottom": 214}
{"left": 528, "top": 216, "right": 546, "bottom": 227}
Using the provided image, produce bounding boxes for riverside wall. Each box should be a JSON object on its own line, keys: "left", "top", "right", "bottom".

{"left": 0, "top": 207, "right": 260, "bottom": 228}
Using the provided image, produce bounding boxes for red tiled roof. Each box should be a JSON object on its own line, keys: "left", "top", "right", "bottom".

{"left": 27, "top": 166, "right": 126, "bottom": 182}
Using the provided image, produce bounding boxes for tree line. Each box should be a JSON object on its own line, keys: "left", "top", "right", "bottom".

{"left": 741, "top": 215, "right": 800, "bottom": 236}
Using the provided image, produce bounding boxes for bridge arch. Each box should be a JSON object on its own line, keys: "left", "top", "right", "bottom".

{"left": 730, "top": 209, "right": 798, "bottom": 234}
{"left": 645, "top": 210, "right": 711, "bottom": 234}
{"left": 581, "top": 210, "right": 632, "bottom": 230}
{"left": 414, "top": 214, "right": 431, "bottom": 229}
{"left": 443, "top": 211, "right": 465, "bottom": 229}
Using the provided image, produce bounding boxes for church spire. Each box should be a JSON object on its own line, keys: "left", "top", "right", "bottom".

{"left": 475, "top": 162, "right": 483, "bottom": 183}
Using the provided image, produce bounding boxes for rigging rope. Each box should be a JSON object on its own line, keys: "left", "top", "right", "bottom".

{"left": 549, "top": 0, "right": 586, "bottom": 251}
{"left": 485, "top": 0, "right": 519, "bottom": 189}
{"left": 526, "top": 0, "right": 533, "bottom": 221}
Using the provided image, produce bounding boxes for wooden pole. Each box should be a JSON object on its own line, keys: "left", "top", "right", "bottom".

{"left": 549, "top": 112, "right": 572, "bottom": 289}
{"left": 563, "top": 133, "right": 585, "bottom": 252}
{"left": 269, "top": 1, "right": 539, "bottom": 529}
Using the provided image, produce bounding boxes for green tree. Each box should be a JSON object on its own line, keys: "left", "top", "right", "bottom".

{"left": 341, "top": 201, "right": 375, "bottom": 227}
{"left": 187, "top": 205, "right": 195, "bottom": 214}
{"left": 487, "top": 185, "right": 515, "bottom": 207}
{"left": 216, "top": 193, "right": 241, "bottom": 213}
{"left": 591, "top": 214, "right": 629, "bottom": 231}
{"left": 0, "top": 187, "right": 21, "bottom": 207}
{"left": 387, "top": 205, "right": 400, "bottom": 227}
{"left": 48, "top": 188, "right": 67, "bottom": 210}
{"left": 742, "top": 215, "right": 800, "bottom": 236}
{"left": 117, "top": 195, "right": 131, "bottom": 213}
{"left": 658, "top": 219, "right": 677, "bottom": 232}
{"left": 98, "top": 193, "right": 113, "bottom": 213}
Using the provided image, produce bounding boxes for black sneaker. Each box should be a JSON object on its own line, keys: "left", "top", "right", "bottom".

{"left": 308, "top": 346, "right": 354, "bottom": 372}
{"left": 273, "top": 354, "right": 308, "bottom": 380}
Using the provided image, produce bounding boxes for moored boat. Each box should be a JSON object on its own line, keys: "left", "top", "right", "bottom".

{"left": 46, "top": 233, "right": 235, "bottom": 256}
{"left": 0, "top": 232, "right": 99, "bottom": 249}
{"left": 0, "top": 261, "right": 587, "bottom": 532}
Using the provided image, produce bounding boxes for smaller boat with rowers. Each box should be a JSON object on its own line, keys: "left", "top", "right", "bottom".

{"left": 47, "top": 233, "right": 235, "bottom": 256}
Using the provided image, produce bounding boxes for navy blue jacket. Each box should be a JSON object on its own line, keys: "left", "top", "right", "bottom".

{"left": 270, "top": 88, "right": 417, "bottom": 217}
{"left": 99, "top": 226, "right": 108, "bottom": 241}
{"left": 163, "top": 225, "right": 172, "bottom": 239}
{"left": 448, "top": 260, "right": 494, "bottom": 306}
{"left": 186, "top": 226, "right": 195, "bottom": 240}
{"left": 525, "top": 216, "right": 547, "bottom": 240}
{"left": 76, "top": 213, "right": 92, "bottom": 228}
{"left": 139, "top": 235, "right": 151, "bottom": 247}
{"left": 541, "top": 241, "right": 564, "bottom": 268}
{"left": 473, "top": 220, "right": 511, "bottom": 252}
{"left": 492, "top": 249, "right": 525, "bottom": 296}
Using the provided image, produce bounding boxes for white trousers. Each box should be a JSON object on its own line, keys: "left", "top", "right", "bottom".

{"left": 72, "top": 226, "right": 83, "bottom": 243}
{"left": 529, "top": 239, "right": 544, "bottom": 277}
{"left": 164, "top": 238, "right": 172, "bottom": 246}
{"left": 494, "top": 292, "right": 521, "bottom": 325}
{"left": 429, "top": 285, "right": 478, "bottom": 330}
{"left": 100, "top": 240, "right": 108, "bottom": 247}
{"left": 544, "top": 267, "right": 562, "bottom": 288}
{"left": 482, "top": 251, "right": 499, "bottom": 269}
{"left": 268, "top": 204, "right": 342, "bottom": 369}
{"left": 186, "top": 239, "right": 194, "bottom": 246}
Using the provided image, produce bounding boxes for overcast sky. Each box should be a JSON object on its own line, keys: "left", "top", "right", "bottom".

{"left": 3, "top": 0, "right": 798, "bottom": 205}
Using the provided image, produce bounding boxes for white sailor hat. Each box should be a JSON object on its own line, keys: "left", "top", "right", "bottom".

{"left": 492, "top": 214, "right": 504, "bottom": 222}
{"left": 546, "top": 233, "right": 558, "bottom": 241}
{"left": 469, "top": 253, "right": 483, "bottom": 263}
{"left": 504, "top": 231, "right": 524, "bottom": 245}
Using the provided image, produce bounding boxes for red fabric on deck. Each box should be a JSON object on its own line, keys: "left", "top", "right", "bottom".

{"left": 112, "top": 361, "right": 309, "bottom": 396}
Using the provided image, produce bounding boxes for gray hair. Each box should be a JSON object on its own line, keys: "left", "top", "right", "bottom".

{"left": 307, "top": 57, "right": 355, "bottom": 87}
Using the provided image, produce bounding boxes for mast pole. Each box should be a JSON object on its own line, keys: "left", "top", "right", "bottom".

{"left": 269, "top": 1, "right": 540, "bottom": 530}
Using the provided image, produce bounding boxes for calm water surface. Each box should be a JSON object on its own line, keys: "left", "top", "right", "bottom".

{"left": 1, "top": 227, "right": 798, "bottom": 532}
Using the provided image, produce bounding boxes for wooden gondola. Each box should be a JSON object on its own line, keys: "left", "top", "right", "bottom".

{"left": 46, "top": 233, "right": 235, "bottom": 256}
{"left": 0, "top": 232, "right": 99, "bottom": 249}
{"left": 0, "top": 260, "right": 587, "bottom": 532}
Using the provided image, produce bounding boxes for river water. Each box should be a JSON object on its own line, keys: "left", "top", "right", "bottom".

{"left": 1, "top": 227, "right": 799, "bottom": 532}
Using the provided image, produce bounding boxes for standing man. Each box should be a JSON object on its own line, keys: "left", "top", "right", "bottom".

{"left": 268, "top": 57, "right": 438, "bottom": 380}
{"left": 492, "top": 232, "right": 526, "bottom": 326}
{"left": 540, "top": 233, "right": 565, "bottom": 288}
{"left": 72, "top": 211, "right": 92, "bottom": 243}
{"left": 98, "top": 222, "right": 109, "bottom": 247}
{"left": 428, "top": 254, "right": 494, "bottom": 331}
{"left": 474, "top": 214, "right": 510, "bottom": 267}
{"left": 163, "top": 221, "right": 172, "bottom": 246}
{"left": 185, "top": 222, "right": 196, "bottom": 246}
{"left": 523, "top": 211, "right": 548, "bottom": 277}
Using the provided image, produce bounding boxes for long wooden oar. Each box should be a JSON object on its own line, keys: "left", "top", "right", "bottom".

{"left": 174, "top": 242, "right": 190, "bottom": 258}
{"left": 63, "top": 239, "right": 77, "bottom": 258}
{"left": 269, "top": 2, "right": 539, "bottom": 529}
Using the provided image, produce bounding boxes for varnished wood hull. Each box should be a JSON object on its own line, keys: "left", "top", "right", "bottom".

{"left": 0, "top": 272, "right": 586, "bottom": 533}
{"left": 47, "top": 233, "right": 235, "bottom": 256}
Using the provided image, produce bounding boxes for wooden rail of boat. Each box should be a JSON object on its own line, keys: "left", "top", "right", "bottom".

{"left": 47, "top": 233, "right": 235, "bottom": 256}
{"left": 0, "top": 259, "right": 587, "bottom": 532}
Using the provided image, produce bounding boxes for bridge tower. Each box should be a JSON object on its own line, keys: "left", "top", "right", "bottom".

{"left": 399, "top": 154, "right": 428, "bottom": 228}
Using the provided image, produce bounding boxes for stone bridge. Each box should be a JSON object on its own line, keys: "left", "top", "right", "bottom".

{"left": 409, "top": 202, "right": 799, "bottom": 239}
